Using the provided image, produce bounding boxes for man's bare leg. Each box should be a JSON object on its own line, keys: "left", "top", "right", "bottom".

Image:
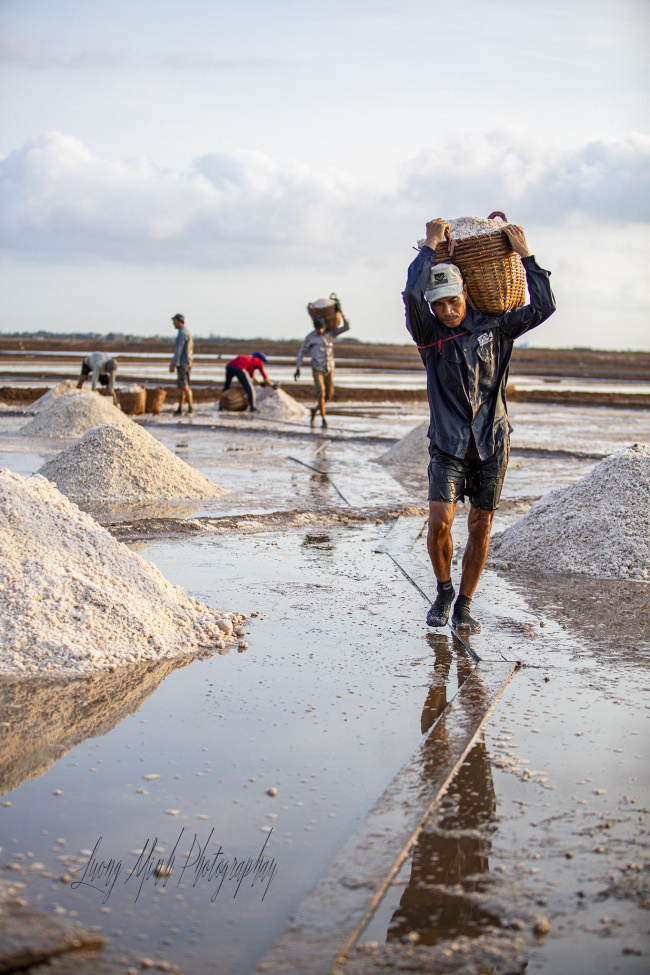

{"left": 452, "top": 506, "right": 495, "bottom": 633}
{"left": 426, "top": 501, "right": 457, "bottom": 626}
{"left": 427, "top": 500, "right": 456, "bottom": 581}
{"left": 318, "top": 393, "right": 327, "bottom": 425}
{"left": 184, "top": 384, "right": 194, "bottom": 412}
{"left": 459, "top": 507, "right": 494, "bottom": 596}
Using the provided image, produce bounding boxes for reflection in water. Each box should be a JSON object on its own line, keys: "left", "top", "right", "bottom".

{"left": 388, "top": 741, "right": 500, "bottom": 944}
{"left": 307, "top": 471, "right": 331, "bottom": 505}
{"left": 503, "top": 572, "right": 650, "bottom": 665}
{"left": 421, "top": 633, "right": 473, "bottom": 733}
{"left": 0, "top": 658, "right": 190, "bottom": 795}
{"left": 386, "top": 638, "right": 524, "bottom": 964}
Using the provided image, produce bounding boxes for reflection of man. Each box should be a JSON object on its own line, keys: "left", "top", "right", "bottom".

{"left": 388, "top": 637, "right": 499, "bottom": 946}
{"left": 403, "top": 219, "right": 556, "bottom": 633}
{"left": 77, "top": 352, "right": 118, "bottom": 406}
{"left": 169, "top": 314, "right": 194, "bottom": 416}
{"left": 294, "top": 314, "right": 350, "bottom": 429}
{"left": 388, "top": 740, "right": 499, "bottom": 944}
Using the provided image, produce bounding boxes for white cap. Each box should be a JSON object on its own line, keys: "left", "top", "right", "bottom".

{"left": 424, "top": 263, "right": 464, "bottom": 303}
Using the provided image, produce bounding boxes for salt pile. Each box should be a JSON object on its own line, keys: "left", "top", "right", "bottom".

{"left": 448, "top": 216, "right": 507, "bottom": 240}
{"left": 255, "top": 386, "right": 308, "bottom": 420}
{"left": 27, "top": 381, "right": 78, "bottom": 414}
{"left": 310, "top": 297, "right": 336, "bottom": 309}
{"left": 21, "top": 388, "right": 130, "bottom": 438}
{"left": 379, "top": 420, "right": 429, "bottom": 466}
{"left": 39, "top": 422, "right": 221, "bottom": 502}
{"left": 417, "top": 216, "right": 507, "bottom": 249}
{"left": 0, "top": 470, "right": 246, "bottom": 676}
{"left": 490, "top": 444, "right": 650, "bottom": 580}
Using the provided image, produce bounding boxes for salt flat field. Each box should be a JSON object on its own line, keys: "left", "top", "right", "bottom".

{"left": 0, "top": 387, "right": 648, "bottom": 974}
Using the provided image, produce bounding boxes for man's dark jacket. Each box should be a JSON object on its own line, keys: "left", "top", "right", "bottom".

{"left": 403, "top": 246, "right": 556, "bottom": 460}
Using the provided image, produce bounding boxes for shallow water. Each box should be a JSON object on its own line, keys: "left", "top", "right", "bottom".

{"left": 0, "top": 525, "right": 456, "bottom": 973}
{"left": 0, "top": 404, "right": 648, "bottom": 973}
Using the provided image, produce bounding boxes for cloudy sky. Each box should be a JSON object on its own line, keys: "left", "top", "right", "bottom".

{"left": 1, "top": 0, "right": 648, "bottom": 348}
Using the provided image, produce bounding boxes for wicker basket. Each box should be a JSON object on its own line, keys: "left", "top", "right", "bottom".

{"left": 145, "top": 386, "right": 166, "bottom": 414}
{"left": 118, "top": 389, "right": 146, "bottom": 415}
{"left": 434, "top": 213, "right": 526, "bottom": 315}
{"left": 307, "top": 292, "right": 342, "bottom": 333}
{"left": 220, "top": 386, "right": 249, "bottom": 412}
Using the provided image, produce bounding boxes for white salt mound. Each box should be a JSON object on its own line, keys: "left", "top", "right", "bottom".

{"left": 417, "top": 215, "right": 507, "bottom": 249}
{"left": 255, "top": 386, "right": 308, "bottom": 420}
{"left": 28, "top": 381, "right": 78, "bottom": 414}
{"left": 448, "top": 216, "right": 507, "bottom": 241}
{"left": 490, "top": 444, "right": 650, "bottom": 580}
{"left": 310, "top": 298, "right": 336, "bottom": 309}
{"left": 379, "top": 420, "right": 429, "bottom": 466}
{"left": 39, "top": 422, "right": 221, "bottom": 502}
{"left": 0, "top": 470, "right": 245, "bottom": 676}
{"left": 21, "top": 389, "right": 130, "bottom": 438}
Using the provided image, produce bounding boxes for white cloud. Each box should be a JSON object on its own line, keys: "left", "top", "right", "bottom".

{"left": 1, "top": 130, "right": 649, "bottom": 270}
{"left": 0, "top": 133, "right": 353, "bottom": 266}
{"left": 0, "top": 35, "right": 297, "bottom": 73}
{"left": 400, "top": 131, "right": 650, "bottom": 225}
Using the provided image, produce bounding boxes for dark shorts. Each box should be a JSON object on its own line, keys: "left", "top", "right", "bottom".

{"left": 80, "top": 361, "right": 110, "bottom": 385}
{"left": 176, "top": 366, "right": 191, "bottom": 388}
{"left": 428, "top": 437, "right": 509, "bottom": 510}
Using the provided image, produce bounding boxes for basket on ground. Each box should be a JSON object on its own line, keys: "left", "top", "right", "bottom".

{"left": 145, "top": 387, "right": 166, "bottom": 414}
{"left": 118, "top": 389, "right": 146, "bottom": 415}
{"left": 307, "top": 292, "right": 343, "bottom": 332}
{"left": 434, "top": 212, "right": 526, "bottom": 315}
{"left": 220, "top": 387, "right": 249, "bottom": 412}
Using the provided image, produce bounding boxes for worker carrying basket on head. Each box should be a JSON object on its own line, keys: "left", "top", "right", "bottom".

{"left": 294, "top": 293, "right": 350, "bottom": 428}
{"left": 404, "top": 214, "right": 556, "bottom": 635}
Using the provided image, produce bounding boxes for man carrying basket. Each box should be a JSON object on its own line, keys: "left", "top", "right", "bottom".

{"left": 403, "top": 218, "right": 556, "bottom": 634}
{"left": 294, "top": 313, "right": 350, "bottom": 428}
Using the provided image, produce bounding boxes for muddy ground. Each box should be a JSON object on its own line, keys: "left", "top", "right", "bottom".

{"left": 0, "top": 398, "right": 648, "bottom": 974}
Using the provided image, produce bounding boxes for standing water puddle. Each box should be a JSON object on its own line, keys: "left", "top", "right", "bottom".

{"left": 0, "top": 405, "right": 648, "bottom": 972}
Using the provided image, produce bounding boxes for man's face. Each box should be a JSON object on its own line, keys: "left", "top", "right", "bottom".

{"left": 430, "top": 287, "right": 468, "bottom": 329}
{"left": 315, "top": 325, "right": 326, "bottom": 336}
{"left": 173, "top": 319, "right": 182, "bottom": 330}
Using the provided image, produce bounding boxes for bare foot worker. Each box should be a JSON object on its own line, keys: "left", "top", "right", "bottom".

{"left": 403, "top": 218, "right": 556, "bottom": 633}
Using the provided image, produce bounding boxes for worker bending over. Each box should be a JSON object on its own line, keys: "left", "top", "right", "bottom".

{"left": 77, "top": 352, "right": 118, "bottom": 406}
{"left": 221, "top": 352, "right": 278, "bottom": 412}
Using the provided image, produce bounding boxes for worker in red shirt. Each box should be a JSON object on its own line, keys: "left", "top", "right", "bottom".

{"left": 221, "top": 352, "right": 278, "bottom": 412}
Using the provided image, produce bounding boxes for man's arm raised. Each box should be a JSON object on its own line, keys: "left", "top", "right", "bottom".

{"left": 499, "top": 225, "right": 555, "bottom": 340}
{"left": 403, "top": 218, "right": 449, "bottom": 347}
{"left": 424, "top": 218, "right": 450, "bottom": 251}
